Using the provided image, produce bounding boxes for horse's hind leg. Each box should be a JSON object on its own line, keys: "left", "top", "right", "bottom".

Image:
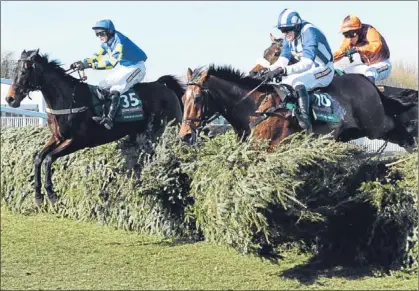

{"left": 43, "top": 139, "right": 77, "bottom": 205}
{"left": 34, "top": 137, "right": 58, "bottom": 206}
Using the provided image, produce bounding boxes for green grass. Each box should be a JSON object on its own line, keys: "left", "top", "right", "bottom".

{"left": 1, "top": 210, "right": 417, "bottom": 290}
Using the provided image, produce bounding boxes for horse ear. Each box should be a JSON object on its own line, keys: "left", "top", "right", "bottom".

{"left": 270, "top": 33, "right": 276, "bottom": 43}
{"left": 187, "top": 68, "right": 193, "bottom": 81}
{"left": 28, "top": 49, "right": 39, "bottom": 60}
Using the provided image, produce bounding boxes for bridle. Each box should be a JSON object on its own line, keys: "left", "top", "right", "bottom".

{"left": 13, "top": 59, "right": 42, "bottom": 100}
{"left": 182, "top": 81, "right": 225, "bottom": 132}
{"left": 183, "top": 75, "right": 291, "bottom": 134}
{"left": 12, "top": 57, "right": 88, "bottom": 115}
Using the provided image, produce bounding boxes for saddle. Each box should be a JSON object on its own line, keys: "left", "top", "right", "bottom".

{"left": 250, "top": 83, "right": 345, "bottom": 129}
{"left": 87, "top": 85, "right": 145, "bottom": 123}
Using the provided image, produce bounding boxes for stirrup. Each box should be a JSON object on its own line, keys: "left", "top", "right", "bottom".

{"left": 298, "top": 120, "right": 311, "bottom": 129}
{"left": 103, "top": 119, "right": 114, "bottom": 130}
{"left": 92, "top": 116, "right": 104, "bottom": 124}
{"left": 296, "top": 111, "right": 311, "bottom": 130}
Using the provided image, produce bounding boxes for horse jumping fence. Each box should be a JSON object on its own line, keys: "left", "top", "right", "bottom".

{"left": 0, "top": 108, "right": 406, "bottom": 153}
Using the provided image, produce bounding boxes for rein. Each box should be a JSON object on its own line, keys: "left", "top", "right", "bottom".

{"left": 45, "top": 68, "right": 88, "bottom": 115}
{"left": 183, "top": 81, "right": 224, "bottom": 132}
{"left": 235, "top": 75, "right": 289, "bottom": 129}
{"left": 14, "top": 56, "right": 90, "bottom": 116}
{"left": 64, "top": 68, "right": 88, "bottom": 82}
{"left": 234, "top": 77, "right": 270, "bottom": 106}
{"left": 185, "top": 77, "right": 290, "bottom": 133}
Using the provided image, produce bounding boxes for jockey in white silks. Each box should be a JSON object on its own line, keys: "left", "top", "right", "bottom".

{"left": 264, "top": 8, "right": 334, "bottom": 131}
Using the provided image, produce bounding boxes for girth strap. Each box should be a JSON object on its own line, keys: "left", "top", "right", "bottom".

{"left": 45, "top": 106, "right": 88, "bottom": 115}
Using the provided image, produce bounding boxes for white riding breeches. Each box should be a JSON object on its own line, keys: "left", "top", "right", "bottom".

{"left": 281, "top": 62, "right": 334, "bottom": 91}
{"left": 98, "top": 61, "right": 146, "bottom": 94}
{"left": 343, "top": 59, "right": 392, "bottom": 81}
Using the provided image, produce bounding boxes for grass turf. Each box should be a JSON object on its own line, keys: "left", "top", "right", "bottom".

{"left": 1, "top": 209, "right": 417, "bottom": 290}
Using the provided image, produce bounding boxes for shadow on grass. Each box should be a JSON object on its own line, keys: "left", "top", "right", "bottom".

{"left": 103, "top": 237, "right": 198, "bottom": 248}
{"left": 278, "top": 255, "right": 380, "bottom": 285}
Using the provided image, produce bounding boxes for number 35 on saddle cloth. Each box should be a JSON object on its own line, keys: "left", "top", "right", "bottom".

{"left": 87, "top": 85, "right": 145, "bottom": 122}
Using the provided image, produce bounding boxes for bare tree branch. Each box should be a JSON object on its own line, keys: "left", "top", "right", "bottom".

{"left": 1, "top": 51, "right": 17, "bottom": 79}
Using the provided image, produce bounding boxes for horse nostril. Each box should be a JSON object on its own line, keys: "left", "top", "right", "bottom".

{"left": 5, "top": 96, "right": 14, "bottom": 104}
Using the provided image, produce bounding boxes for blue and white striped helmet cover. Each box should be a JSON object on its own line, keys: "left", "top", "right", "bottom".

{"left": 276, "top": 9, "right": 302, "bottom": 29}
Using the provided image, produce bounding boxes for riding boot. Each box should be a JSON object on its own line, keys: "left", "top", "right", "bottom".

{"left": 92, "top": 104, "right": 107, "bottom": 124}
{"left": 295, "top": 85, "right": 312, "bottom": 132}
{"left": 102, "top": 91, "right": 120, "bottom": 130}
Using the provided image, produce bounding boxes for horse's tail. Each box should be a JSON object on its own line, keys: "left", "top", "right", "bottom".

{"left": 387, "top": 88, "right": 418, "bottom": 105}
{"left": 367, "top": 79, "right": 418, "bottom": 137}
{"left": 355, "top": 74, "right": 415, "bottom": 115}
{"left": 156, "top": 75, "right": 185, "bottom": 110}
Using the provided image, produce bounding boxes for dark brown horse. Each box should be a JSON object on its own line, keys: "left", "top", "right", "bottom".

{"left": 249, "top": 34, "right": 418, "bottom": 102}
{"left": 247, "top": 34, "right": 418, "bottom": 145}
{"left": 5, "top": 49, "right": 185, "bottom": 206}
{"left": 179, "top": 65, "right": 417, "bottom": 152}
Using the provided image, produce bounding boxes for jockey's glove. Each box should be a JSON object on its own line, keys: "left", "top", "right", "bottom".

{"left": 265, "top": 67, "right": 286, "bottom": 81}
{"left": 71, "top": 61, "right": 91, "bottom": 71}
{"left": 344, "top": 47, "right": 357, "bottom": 57}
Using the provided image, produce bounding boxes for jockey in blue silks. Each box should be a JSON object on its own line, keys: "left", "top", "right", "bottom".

{"left": 71, "top": 19, "right": 148, "bottom": 130}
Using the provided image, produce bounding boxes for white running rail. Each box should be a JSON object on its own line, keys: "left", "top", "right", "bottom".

{"left": 1, "top": 106, "right": 47, "bottom": 128}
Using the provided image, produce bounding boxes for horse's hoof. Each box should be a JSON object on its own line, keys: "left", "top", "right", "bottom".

{"left": 35, "top": 197, "right": 44, "bottom": 207}
{"left": 48, "top": 195, "right": 58, "bottom": 205}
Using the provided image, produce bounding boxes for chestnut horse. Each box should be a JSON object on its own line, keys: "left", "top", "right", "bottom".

{"left": 179, "top": 65, "right": 417, "bottom": 152}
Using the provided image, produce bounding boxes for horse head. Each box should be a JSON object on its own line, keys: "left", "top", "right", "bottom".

{"left": 180, "top": 67, "right": 220, "bottom": 145}
{"left": 180, "top": 65, "right": 294, "bottom": 148}
{"left": 264, "top": 33, "right": 284, "bottom": 64}
{"left": 6, "top": 49, "right": 43, "bottom": 108}
{"left": 249, "top": 34, "right": 302, "bottom": 77}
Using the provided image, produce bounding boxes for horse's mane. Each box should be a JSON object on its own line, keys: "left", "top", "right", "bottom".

{"left": 35, "top": 53, "right": 78, "bottom": 83}
{"left": 192, "top": 64, "right": 273, "bottom": 91}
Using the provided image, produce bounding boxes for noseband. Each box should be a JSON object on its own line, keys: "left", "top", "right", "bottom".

{"left": 182, "top": 81, "right": 222, "bottom": 131}
{"left": 13, "top": 59, "right": 41, "bottom": 99}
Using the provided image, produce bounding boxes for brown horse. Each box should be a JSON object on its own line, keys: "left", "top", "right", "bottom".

{"left": 5, "top": 49, "right": 185, "bottom": 206}
{"left": 179, "top": 65, "right": 417, "bottom": 151}
{"left": 249, "top": 33, "right": 298, "bottom": 76}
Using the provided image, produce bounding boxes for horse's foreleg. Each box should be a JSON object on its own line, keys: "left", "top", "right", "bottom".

{"left": 34, "top": 137, "right": 58, "bottom": 206}
{"left": 43, "top": 138, "right": 77, "bottom": 204}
